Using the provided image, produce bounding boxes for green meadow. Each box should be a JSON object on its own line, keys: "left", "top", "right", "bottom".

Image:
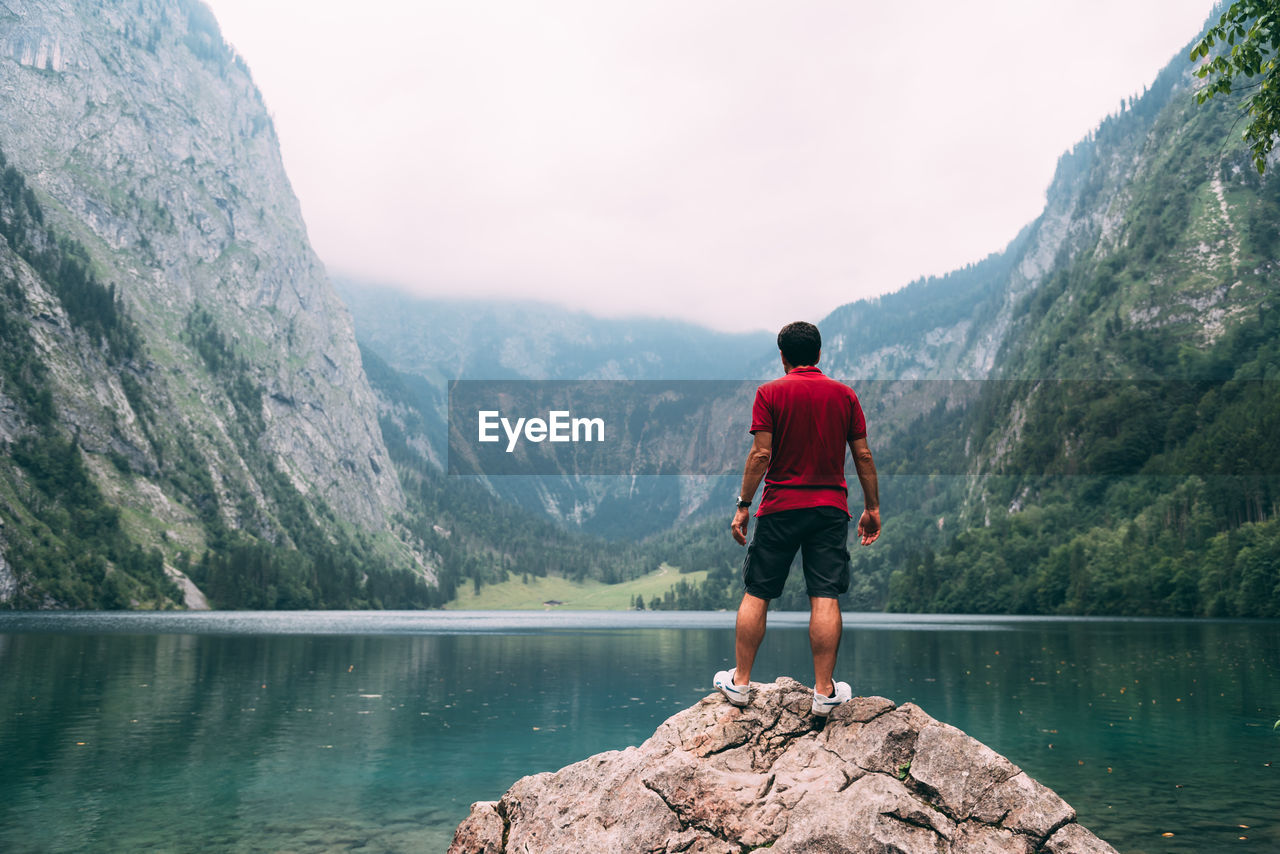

{"left": 444, "top": 564, "right": 710, "bottom": 610}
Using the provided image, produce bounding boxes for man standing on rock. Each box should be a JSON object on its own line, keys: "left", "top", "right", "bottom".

{"left": 716, "top": 321, "right": 880, "bottom": 716}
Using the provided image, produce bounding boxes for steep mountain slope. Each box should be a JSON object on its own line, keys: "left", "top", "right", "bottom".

{"left": 0, "top": 0, "right": 429, "bottom": 608}
{"left": 879, "top": 38, "right": 1280, "bottom": 617}
{"left": 360, "top": 345, "right": 657, "bottom": 600}
{"left": 647, "top": 18, "right": 1280, "bottom": 616}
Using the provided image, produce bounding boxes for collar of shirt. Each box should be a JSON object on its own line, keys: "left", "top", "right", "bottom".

{"left": 786, "top": 366, "right": 823, "bottom": 375}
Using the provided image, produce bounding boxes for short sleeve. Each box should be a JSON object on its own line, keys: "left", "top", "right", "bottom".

{"left": 848, "top": 390, "right": 867, "bottom": 440}
{"left": 750, "top": 386, "right": 772, "bottom": 433}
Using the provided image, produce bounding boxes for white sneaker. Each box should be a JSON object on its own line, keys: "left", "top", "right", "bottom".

{"left": 811, "top": 681, "right": 852, "bottom": 716}
{"left": 713, "top": 669, "right": 751, "bottom": 707}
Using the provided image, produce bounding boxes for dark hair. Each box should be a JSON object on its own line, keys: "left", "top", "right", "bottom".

{"left": 777, "top": 321, "right": 821, "bottom": 366}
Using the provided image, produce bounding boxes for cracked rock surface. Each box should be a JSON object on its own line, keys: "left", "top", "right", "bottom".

{"left": 449, "top": 678, "right": 1118, "bottom": 853}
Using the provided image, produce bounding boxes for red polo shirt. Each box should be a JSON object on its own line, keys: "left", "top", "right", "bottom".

{"left": 750, "top": 366, "right": 866, "bottom": 517}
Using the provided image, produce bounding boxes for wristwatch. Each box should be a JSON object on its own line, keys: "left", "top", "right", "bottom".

{"left": 736, "top": 497, "right": 752, "bottom": 509}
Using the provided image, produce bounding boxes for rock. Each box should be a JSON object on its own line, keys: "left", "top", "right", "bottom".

{"left": 163, "top": 563, "right": 210, "bottom": 610}
{"left": 449, "top": 678, "right": 1118, "bottom": 854}
{"left": 0, "top": 545, "right": 16, "bottom": 604}
{"left": 449, "top": 802, "right": 504, "bottom": 854}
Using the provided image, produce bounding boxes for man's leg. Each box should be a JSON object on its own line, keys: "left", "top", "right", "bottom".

{"left": 809, "top": 596, "right": 842, "bottom": 696}
{"left": 734, "top": 592, "right": 769, "bottom": 685}
{"left": 800, "top": 508, "right": 852, "bottom": 698}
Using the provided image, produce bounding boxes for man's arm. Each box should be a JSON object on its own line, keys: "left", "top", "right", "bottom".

{"left": 731, "top": 431, "right": 772, "bottom": 545}
{"left": 849, "top": 436, "right": 880, "bottom": 545}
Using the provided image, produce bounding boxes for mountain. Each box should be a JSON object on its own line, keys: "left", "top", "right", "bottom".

{"left": 337, "top": 281, "right": 774, "bottom": 383}
{"left": 341, "top": 282, "right": 774, "bottom": 537}
{"left": 667, "top": 18, "right": 1280, "bottom": 617}
{"left": 874, "top": 34, "right": 1280, "bottom": 618}
{"left": 341, "top": 9, "right": 1280, "bottom": 618}
{"left": 0, "top": 0, "right": 709, "bottom": 610}
{"left": 0, "top": 0, "right": 432, "bottom": 608}
{"left": 4, "top": 0, "right": 1274, "bottom": 617}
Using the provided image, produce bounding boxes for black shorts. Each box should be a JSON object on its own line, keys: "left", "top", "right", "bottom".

{"left": 741, "top": 506, "right": 851, "bottom": 600}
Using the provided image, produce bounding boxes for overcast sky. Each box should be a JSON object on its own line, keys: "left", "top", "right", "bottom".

{"left": 203, "top": 0, "right": 1219, "bottom": 332}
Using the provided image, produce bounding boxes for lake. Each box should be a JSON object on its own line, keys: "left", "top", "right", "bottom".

{"left": 0, "top": 611, "right": 1275, "bottom": 853}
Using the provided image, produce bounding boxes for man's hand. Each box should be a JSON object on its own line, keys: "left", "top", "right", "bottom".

{"left": 733, "top": 432, "right": 770, "bottom": 546}
{"left": 857, "top": 507, "right": 881, "bottom": 545}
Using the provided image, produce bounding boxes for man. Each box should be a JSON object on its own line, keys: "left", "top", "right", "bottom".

{"left": 714, "top": 321, "right": 880, "bottom": 716}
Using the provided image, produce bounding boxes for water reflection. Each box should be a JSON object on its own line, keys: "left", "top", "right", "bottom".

{"left": 0, "top": 615, "right": 1275, "bottom": 853}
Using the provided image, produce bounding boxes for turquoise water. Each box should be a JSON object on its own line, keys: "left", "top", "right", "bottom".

{"left": 0, "top": 612, "right": 1276, "bottom": 853}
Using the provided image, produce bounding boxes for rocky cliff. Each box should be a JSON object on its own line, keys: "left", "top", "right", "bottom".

{"left": 0, "top": 0, "right": 426, "bottom": 608}
{"left": 0, "top": 0, "right": 401, "bottom": 524}
{"left": 450, "top": 679, "right": 1117, "bottom": 853}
